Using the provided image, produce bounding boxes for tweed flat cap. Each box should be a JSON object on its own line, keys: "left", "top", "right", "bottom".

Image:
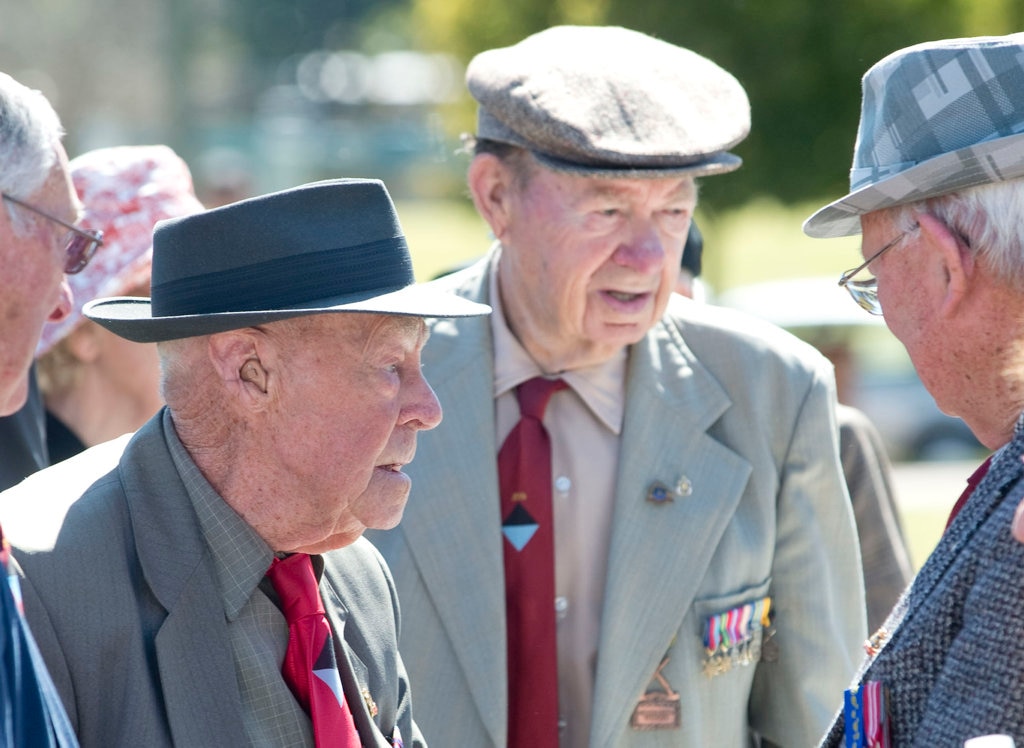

{"left": 467, "top": 25, "right": 750, "bottom": 179}
{"left": 805, "top": 33, "right": 1024, "bottom": 238}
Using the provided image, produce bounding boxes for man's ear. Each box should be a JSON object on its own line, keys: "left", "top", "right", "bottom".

{"left": 467, "top": 153, "right": 515, "bottom": 240}
{"left": 917, "top": 212, "right": 975, "bottom": 318}
{"left": 207, "top": 330, "right": 270, "bottom": 402}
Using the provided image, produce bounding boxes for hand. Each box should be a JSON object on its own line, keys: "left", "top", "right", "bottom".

{"left": 1013, "top": 497, "right": 1024, "bottom": 543}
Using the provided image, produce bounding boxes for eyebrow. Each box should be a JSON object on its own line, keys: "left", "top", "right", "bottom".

{"left": 580, "top": 179, "right": 696, "bottom": 203}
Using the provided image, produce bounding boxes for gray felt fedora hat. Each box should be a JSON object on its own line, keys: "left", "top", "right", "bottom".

{"left": 466, "top": 25, "right": 750, "bottom": 179}
{"left": 84, "top": 178, "right": 490, "bottom": 342}
{"left": 805, "top": 33, "right": 1024, "bottom": 239}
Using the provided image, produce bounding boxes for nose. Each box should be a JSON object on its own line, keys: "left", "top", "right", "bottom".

{"left": 611, "top": 219, "right": 665, "bottom": 274}
{"left": 404, "top": 370, "right": 443, "bottom": 431}
{"left": 47, "top": 278, "right": 73, "bottom": 322}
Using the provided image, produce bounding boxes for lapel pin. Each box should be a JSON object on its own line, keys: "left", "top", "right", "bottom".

{"left": 362, "top": 688, "right": 378, "bottom": 718}
{"left": 646, "top": 475, "right": 694, "bottom": 504}
{"left": 646, "top": 481, "right": 674, "bottom": 504}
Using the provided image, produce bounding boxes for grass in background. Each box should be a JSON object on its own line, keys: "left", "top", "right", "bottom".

{"left": 396, "top": 197, "right": 491, "bottom": 281}
{"left": 901, "top": 505, "right": 949, "bottom": 571}
{"left": 697, "top": 197, "right": 865, "bottom": 292}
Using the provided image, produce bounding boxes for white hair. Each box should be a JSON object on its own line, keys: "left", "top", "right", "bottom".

{"left": 889, "top": 179, "right": 1024, "bottom": 289}
{"left": 0, "top": 72, "right": 64, "bottom": 235}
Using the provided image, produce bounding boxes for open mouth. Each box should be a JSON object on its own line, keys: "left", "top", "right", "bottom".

{"left": 607, "top": 291, "right": 643, "bottom": 302}
{"left": 601, "top": 289, "right": 653, "bottom": 308}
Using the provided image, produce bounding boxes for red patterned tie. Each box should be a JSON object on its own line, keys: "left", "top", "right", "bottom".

{"left": 266, "top": 553, "right": 361, "bottom": 748}
{"left": 498, "top": 377, "right": 567, "bottom": 747}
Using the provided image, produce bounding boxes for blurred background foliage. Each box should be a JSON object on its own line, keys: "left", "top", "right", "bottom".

{"left": 0, "top": 0, "right": 1021, "bottom": 285}
{"left": 0, "top": 2, "right": 1004, "bottom": 542}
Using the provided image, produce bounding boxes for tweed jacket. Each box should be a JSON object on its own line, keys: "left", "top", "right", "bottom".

{"left": 367, "top": 250, "right": 866, "bottom": 747}
{"left": 9, "top": 413, "right": 423, "bottom": 748}
{"left": 823, "top": 415, "right": 1024, "bottom": 747}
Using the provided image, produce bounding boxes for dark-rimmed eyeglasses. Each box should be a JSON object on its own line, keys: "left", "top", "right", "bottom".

{"left": 2, "top": 192, "right": 103, "bottom": 274}
{"left": 837, "top": 223, "right": 918, "bottom": 316}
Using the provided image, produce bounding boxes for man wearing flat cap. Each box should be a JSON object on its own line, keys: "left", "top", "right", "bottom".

{"left": 366, "top": 25, "right": 865, "bottom": 748}
{"left": 805, "top": 33, "right": 1024, "bottom": 746}
{"left": 7, "top": 178, "right": 489, "bottom": 747}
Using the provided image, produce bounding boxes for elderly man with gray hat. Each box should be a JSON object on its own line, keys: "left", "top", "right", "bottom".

{"left": 365, "top": 25, "right": 866, "bottom": 748}
{"left": 805, "top": 33, "right": 1024, "bottom": 746}
{"left": 7, "top": 178, "right": 490, "bottom": 747}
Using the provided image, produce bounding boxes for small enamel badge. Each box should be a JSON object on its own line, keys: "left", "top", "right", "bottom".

{"left": 863, "top": 627, "right": 888, "bottom": 657}
{"left": 362, "top": 688, "right": 378, "bottom": 718}
{"left": 630, "top": 657, "right": 681, "bottom": 731}
{"left": 646, "top": 481, "right": 674, "bottom": 503}
{"left": 646, "top": 475, "right": 693, "bottom": 504}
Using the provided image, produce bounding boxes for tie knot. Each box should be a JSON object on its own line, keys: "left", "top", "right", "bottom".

{"left": 266, "top": 553, "right": 325, "bottom": 622}
{"left": 516, "top": 377, "right": 566, "bottom": 421}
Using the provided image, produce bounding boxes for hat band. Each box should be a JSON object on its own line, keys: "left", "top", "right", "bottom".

{"left": 151, "top": 236, "right": 414, "bottom": 317}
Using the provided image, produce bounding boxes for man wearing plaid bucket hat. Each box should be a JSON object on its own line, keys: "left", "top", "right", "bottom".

{"left": 7, "top": 177, "right": 489, "bottom": 747}
{"left": 805, "top": 33, "right": 1024, "bottom": 746}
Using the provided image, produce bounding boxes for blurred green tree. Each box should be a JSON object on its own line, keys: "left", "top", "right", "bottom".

{"left": 409, "top": 0, "right": 1024, "bottom": 207}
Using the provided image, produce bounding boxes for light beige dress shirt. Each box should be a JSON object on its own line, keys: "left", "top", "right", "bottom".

{"left": 490, "top": 264, "right": 626, "bottom": 748}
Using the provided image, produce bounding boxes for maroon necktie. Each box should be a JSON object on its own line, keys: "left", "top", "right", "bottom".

{"left": 498, "top": 377, "right": 567, "bottom": 747}
{"left": 266, "top": 553, "right": 361, "bottom": 748}
{"left": 944, "top": 455, "right": 993, "bottom": 531}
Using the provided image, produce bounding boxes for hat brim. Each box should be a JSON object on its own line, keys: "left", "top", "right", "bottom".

{"left": 531, "top": 149, "right": 743, "bottom": 180}
{"left": 84, "top": 283, "right": 491, "bottom": 343}
{"left": 804, "top": 131, "right": 1024, "bottom": 238}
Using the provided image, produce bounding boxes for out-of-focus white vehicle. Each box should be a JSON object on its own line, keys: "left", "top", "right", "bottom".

{"left": 717, "top": 277, "right": 985, "bottom": 463}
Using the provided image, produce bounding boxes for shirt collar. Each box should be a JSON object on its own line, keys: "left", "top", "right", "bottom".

{"left": 489, "top": 252, "right": 627, "bottom": 434}
{"left": 164, "top": 410, "right": 274, "bottom": 621}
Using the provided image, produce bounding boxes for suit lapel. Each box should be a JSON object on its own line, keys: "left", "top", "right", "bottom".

{"left": 333, "top": 606, "right": 391, "bottom": 748}
{"left": 401, "top": 260, "right": 509, "bottom": 745}
{"left": 903, "top": 446, "right": 1019, "bottom": 610}
{"left": 865, "top": 440, "right": 1020, "bottom": 675}
{"left": 122, "top": 416, "right": 248, "bottom": 745}
{"left": 591, "top": 318, "right": 752, "bottom": 745}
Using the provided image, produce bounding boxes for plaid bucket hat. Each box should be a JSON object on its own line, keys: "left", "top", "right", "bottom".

{"left": 804, "top": 33, "right": 1024, "bottom": 238}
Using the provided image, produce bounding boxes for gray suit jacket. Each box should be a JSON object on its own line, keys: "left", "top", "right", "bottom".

{"left": 368, "top": 252, "right": 866, "bottom": 747}
{"left": 822, "top": 416, "right": 1024, "bottom": 747}
{"left": 12, "top": 415, "right": 423, "bottom": 748}
{"left": 837, "top": 404, "right": 914, "bottom": 633}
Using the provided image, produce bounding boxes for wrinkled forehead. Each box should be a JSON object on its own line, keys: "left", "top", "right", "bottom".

{"left": 526, "top": 157, "right": 698, "bottom": 202}
{"left": 282, "top": 311, "right": 427, "bottom": 346}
